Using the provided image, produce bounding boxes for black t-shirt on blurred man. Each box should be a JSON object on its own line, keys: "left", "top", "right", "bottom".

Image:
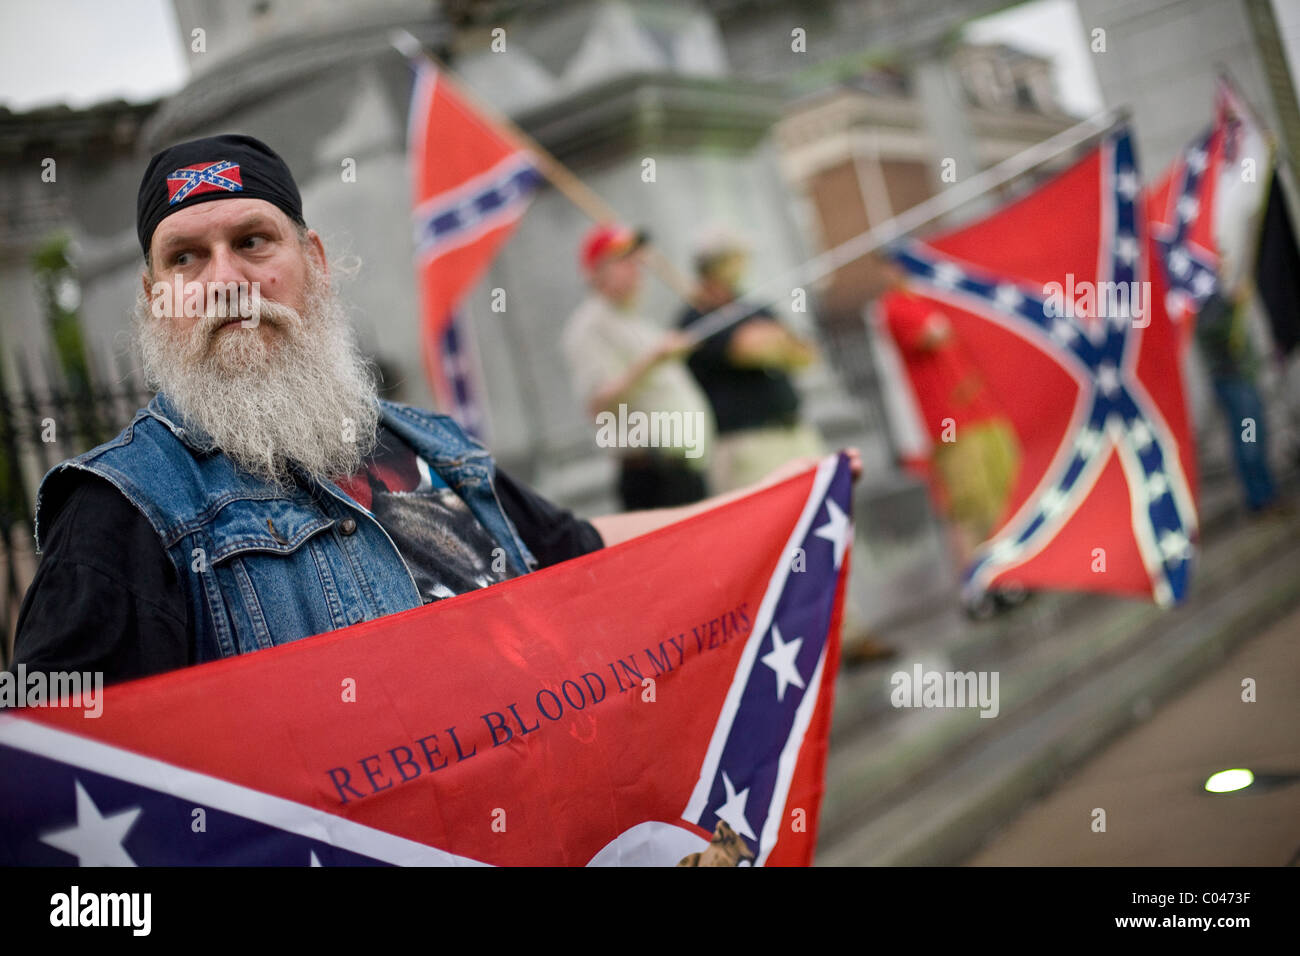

{"left": 677, "top": 305, "right": 800, "bottom": 434}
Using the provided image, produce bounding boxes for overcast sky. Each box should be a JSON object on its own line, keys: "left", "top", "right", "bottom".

{"left": 0, "top": 0, "right": 1103, "bottom": 114}
{"left": 0, "top": 0, "right": 187, "bottom": 110}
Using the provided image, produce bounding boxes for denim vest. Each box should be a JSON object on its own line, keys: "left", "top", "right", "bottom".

{"left": 34, "top": 393, "right": 537, "bottom": 664}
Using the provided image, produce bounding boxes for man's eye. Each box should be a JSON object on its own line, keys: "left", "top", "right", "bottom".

{"left": 173, "top": 252, "right": 193, "bottom": 267}
{"left": 240, "top": 235, "right": 267, "bottom": 249}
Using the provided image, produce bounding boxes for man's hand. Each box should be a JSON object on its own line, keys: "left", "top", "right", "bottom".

{"left": 729, "top": 318, "right": 818, "bottom": 370}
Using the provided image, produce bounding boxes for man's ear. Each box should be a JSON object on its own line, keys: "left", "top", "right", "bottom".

{"left": 306, "top": 228, "right": 329, "bottom": 283}
{"left": 140, "top": 266, "right": 155, "bottom": 298}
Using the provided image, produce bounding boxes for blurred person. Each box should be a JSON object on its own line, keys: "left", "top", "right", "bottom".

{"left": 562, "top": 224, "right": 715, "bottom": 510}
{"left": 877, "top": 260, "right": 1022, "bottom": 615}
{"left": 13, "top": 135, "right": 858, "bottom": 685}
{"left": 1195, "top": 282, "right": 1281, "bottom": 515}
{"left": 677, "top": 230, "right": 892, "bottom": 663}
{"left": 677, "top": 228, "right": 823, "bottom": 493}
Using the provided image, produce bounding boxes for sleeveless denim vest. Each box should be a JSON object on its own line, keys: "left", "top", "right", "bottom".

{"left": 33, "top": 393, "right": 537, "bottom": 664}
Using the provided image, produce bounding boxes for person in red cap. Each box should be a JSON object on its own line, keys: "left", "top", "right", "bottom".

{"left": 563, "top": 224, "right": 716, "bottom": 510}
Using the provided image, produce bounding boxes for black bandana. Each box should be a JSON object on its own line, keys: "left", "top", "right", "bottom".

{"left": 136, "top": 134, "right": 305, "bottom": 257}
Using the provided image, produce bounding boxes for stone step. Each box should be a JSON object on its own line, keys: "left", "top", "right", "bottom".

{"left": 815, "top": 488, "right": 1300, "bottom": 864}
{"left": 828, "top": 469, "right": 1245, "bottom": 746}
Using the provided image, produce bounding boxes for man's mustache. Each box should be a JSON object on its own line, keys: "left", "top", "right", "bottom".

{"left": 191, "top": 296, "right": 302, "bottom": 340}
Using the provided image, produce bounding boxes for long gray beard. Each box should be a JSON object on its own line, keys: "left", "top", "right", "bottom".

{"left": 135, "top": 262, "right": 379, "bottom": 489}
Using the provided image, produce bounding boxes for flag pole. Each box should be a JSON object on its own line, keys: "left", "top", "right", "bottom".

{"left": 390, "top": 29, "right": 699, "bottom": 304}
{"left": 682, "top": 105, "right": 1132, "bottom": 342}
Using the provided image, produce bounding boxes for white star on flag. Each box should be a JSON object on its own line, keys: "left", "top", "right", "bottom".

{"left": 1191, "top": 270, "right": 1215, "bottom": 297}
{"left": 761, "top": 624, "right": 806, "bottom": 702}
{"left": 1116, "top": 169, "right": 1139, "bottom": 199}
{"left": 1145, "top": 471, "right": 1169, "bottom": 503}
{"left": 813, "top": 498, "right": 850, "bottom": 569}
{"left": 1115, "top": 233, "right": 1138, "bottom": 264}
{"left": 1041, "top": 487, "right": 1068, "bottom": 517}
{"left": 1128, "top": 420, "right": 1153, "bottom": 451}
{"left": 714, "top": 772, "right": 756, "bottom": 840}
{"left": 1177, "top": 194, "right": 1200, "bottom": 222}
{"left": 1169, "top": 248, "right": 1191, "bottom": 278}
{"left": 1050, "top": 318, "right": 1077, "bottom": 345}
{"left": 994, "top": 284, "right": 1023, "bottom": 310}
{"left": 1096, "top": 362, "right": 1121, "bottom": 397}
{"left": 1185, "top": 147, "right": 1207, "bottom": 173}
{"left": 1160, "top": 529, "right": 1190, "bottom": 562}
{"left": 932, "top": 262, "right": 963, "bottom": 289}
{"left": 1075, "top": 428, "right": 1103, "bottom": 457}
{"left": 40, "top": 781, "right": 141, "bottom": 867}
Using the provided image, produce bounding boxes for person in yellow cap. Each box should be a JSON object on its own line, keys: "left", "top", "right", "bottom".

{"left": 677, "top": 228, "right": 823, "bottom": 493}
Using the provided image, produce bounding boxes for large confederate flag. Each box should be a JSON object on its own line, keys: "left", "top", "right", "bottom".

{"left": 890, "top": 127, "right": 1199, "bottom": 607}
{"left": 1, "top": 457, "right": 853, "bottom": 867}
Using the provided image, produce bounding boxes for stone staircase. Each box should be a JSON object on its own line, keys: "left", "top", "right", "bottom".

{"left": 816, "top": 468, "right": 1300, "bottom": 865}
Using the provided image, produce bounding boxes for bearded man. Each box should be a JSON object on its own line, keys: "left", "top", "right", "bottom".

{"left": 14, "top": 134, "right": 860, "bottom": 686}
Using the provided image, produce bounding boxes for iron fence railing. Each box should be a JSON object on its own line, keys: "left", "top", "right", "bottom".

{"left": 0, "top": 377, "right": 153, "bottom": 667}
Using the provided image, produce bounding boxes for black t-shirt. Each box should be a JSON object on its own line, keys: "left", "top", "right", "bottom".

{"left": 678, "top": 304, "right": 801, "bottom": 434}
{"left": 334, "top": 425, "right": 522, "bottom": 602}
{"left": 12, "top": 441, "right": 603, "bottom": 687}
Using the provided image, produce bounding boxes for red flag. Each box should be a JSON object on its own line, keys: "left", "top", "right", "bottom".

{"left": 407, "top": 64, "right": 542, "bottom": 435}
{"left": 1143, "top": 77, "right": 1276, "bottom": 339}
{"left": 1144, "top": 120, "right": 1224, "bottom": 336}
{"left": 886, "top": 127, "right": 1198, "bottom": 607}
{"left": 1, "top": 457, "right": 852, "bottom": 867}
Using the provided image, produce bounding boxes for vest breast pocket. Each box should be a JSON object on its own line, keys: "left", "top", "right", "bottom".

{"left": 196, "top": 498, "right": 347, "bottom": 655}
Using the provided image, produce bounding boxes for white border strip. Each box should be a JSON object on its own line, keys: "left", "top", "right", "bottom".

{"left": 0, "top": 717, "right": 490, "bottom": 867}
{"left": 756, "top": 645, "right": 828, "bottom": 865}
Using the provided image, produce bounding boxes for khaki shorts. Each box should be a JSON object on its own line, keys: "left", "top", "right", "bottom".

{"left": 710, "top": 422, "right": 825, "bottom": 493}
{"left": 932, "top": 418, "right": 1020, "bottom": 538}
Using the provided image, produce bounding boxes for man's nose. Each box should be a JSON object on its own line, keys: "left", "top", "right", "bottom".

{"left": 202, "top": 243, "right": 249, "bottom": 287}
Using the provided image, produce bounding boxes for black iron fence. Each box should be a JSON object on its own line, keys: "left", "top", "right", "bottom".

{"left": 0, "top": 375, "right": 153, "bottom": 667}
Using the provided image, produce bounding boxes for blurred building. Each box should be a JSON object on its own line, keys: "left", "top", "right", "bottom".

{"left": 773, "top": 44, "right": 1075, "bottom": 463}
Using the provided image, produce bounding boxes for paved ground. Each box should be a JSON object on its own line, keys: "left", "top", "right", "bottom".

{"left": 966, "top": 601, "right": 1300, "bottom": 866}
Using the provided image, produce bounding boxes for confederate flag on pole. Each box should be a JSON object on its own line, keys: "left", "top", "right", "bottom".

{"left": 0, "top": 456, "right": 851, "bottom": 867}
{"left": 1145, "top": 76, "right": 1276, "bottom": 342}
{"left": 889, "top": 126, "right": 1199, "bottom": 607}
{"left": 1143, "top": 111, "right": 1226, "bottom": 337}
{"left": 407, "top": 63, "right": 543, "bottom": 437}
